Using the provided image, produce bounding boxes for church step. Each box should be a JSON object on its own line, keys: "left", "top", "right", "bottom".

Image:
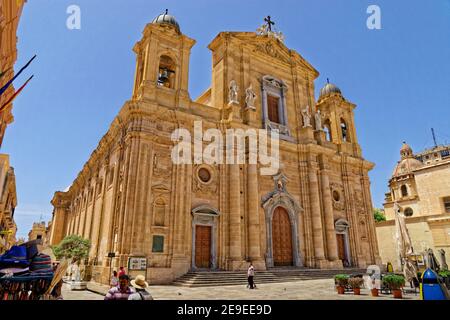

{"left": 172, "top": 268, "right": 366, "bottom": 287}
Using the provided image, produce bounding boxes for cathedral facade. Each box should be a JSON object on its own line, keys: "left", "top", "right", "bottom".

{"left": 49, "top": 13, "right": 381, "bottom": 284}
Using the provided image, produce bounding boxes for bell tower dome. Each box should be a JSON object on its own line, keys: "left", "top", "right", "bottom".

{"left": 316, "top": 79, "right": 362, "bottom": 158}
{"left": 132, "top": 10, "right": 196, "bottom": 108}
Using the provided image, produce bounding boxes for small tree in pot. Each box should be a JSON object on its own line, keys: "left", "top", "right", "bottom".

{"left": 334, "top": 274, "right": 349, "bottom": 294}
{"left": 383, "top": 274, "right": 405, "bottom": 299}
{"left": 348, "top": 277, "right": 364, "bottom": 295}
{"left": 52, "top": 235, "right": 91, "bottom": 283}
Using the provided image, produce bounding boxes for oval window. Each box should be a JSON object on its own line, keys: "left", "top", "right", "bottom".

{"left": 198, "top": 168, "right": 211, "bottom": 183}
{"left": 404, "top": 207, "right": 413, "bottom": 217}
{"left": 333, "top": 190, "right": 340, "bottom": 202}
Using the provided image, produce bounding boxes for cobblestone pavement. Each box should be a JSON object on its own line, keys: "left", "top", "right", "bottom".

{"left": 66, "top": 279, "right": 420, "bottom": 300}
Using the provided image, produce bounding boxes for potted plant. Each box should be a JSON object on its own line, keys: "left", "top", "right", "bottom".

{"left": 334, "top": 274, "right": 349, "bottom": 294}
{"left": 438, "top": 269, "right": 450, "bottom": 289}
{"left": 371, "top": 287, "right": 379, "bottom": 297}
{"left": 52, "top": 235, "right": 91, "bottom": 290}
{"left": 348, "top": 277, "right": 364, "bottom": 295}
{"left": 383, "top": 274, "right": 405, "bottom": 299}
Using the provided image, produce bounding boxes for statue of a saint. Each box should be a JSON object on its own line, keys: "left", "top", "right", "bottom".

{"left": 315, "top": 110, "right": 323, "bottom": 131}
{"left": 229, "top": 80, "right": 239, "bottom": 105}
{"left": 439, "top": 249, "right": 448, "bottom": 270}
{"left": 245, "top": 84, "right": 257, "bottom": 109}
{"left": 302, "top": 106, "right": 312, "bottom": 128}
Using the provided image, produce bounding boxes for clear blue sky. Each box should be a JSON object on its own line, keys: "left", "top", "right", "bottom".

{"left": 2, "top": 0, "right": 450, "bottom": 239}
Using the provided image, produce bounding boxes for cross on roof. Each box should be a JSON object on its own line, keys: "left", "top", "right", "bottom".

{"left": 264, "top": 16, "right": 275, "bottom": 31}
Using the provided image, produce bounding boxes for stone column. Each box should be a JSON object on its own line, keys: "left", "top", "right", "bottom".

{"left": 229, "top": 163, "right": 242, "bottom": 268}
{"left": 308, "top": 160, "right": 326, "bottom": 266}
{"left": 320, "top": 166, "right": 340, "bottom": 264}
{"left": 50, "top": 192, "right": 70, "bottom": 245}
{"left": 247, "top": 163, "right": 262, "bottom": 266}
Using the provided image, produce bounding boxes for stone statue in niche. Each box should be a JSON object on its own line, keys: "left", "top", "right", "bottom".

{"left": 277, "top": 179, "right": 283, "bottom": 191}
{"left": 245, "top": 84, "right": 257, "bottom": 110}
{"left": 228, "top": 80, "right": 239, "bottom": 105}
{"left": 301, "top": 106, "right": 312, "bottom": 128}
{"left": 315, "top": 110, "right": 323, "bottom": 131}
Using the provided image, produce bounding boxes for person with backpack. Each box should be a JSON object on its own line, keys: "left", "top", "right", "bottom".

{"left": 128, "top": 274, "right": 153, "bottom": 300}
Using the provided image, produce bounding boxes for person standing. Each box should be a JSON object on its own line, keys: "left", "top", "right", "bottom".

{"left": 105, "top": 274, "right": 135, "bottom": 300}
{"left": 247, "top": 262, "right": 255, "bottom": 289}
{"left": 128, "top": 274, "right": 153, "bottom": 300}
{"left": 118, "top": 266, "right": 126, "bottom": 277}
{"left": 110, "top": 270, "right": 118, "bottom": 288}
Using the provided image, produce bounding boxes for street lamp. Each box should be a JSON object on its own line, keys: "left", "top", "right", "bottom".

{"left": 107, "top": 252, "right": 116, "bottom": 286}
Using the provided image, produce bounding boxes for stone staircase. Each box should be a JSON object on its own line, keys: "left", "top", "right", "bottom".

{"left": 172, "top": 268, "right": 366, "bottom": 287}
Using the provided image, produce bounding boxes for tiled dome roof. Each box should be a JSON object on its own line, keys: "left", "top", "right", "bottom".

{"left": 152, "top": 10, "right": 181, "bottom": 34}
{"left": 319, "top": 80, "right": 342, "bottom": 99}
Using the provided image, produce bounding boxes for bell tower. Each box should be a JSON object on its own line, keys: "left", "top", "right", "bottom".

{"left": 316, "top": 79, "right": 362, "bottom": 158}
{"left": 132, "top": 10, "right": 196, "bottom": 108}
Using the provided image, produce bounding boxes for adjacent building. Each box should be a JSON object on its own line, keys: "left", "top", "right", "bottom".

{"left": 0, "top": 154, "right": 17, "bottom": 253}
{"left": 28, "top": 221, "right": 47, "bottom": 242}
{"left": 0, "top": 0, "right": 26, "bottom": 147}
{"left": 377, "top": 142, "right": 450, "bottom": 270}
{"left": 49, "top": 13, "right": 381, "bottom": 285}
{"left": 0, "top": 0, "right": 26, "bottom": 253}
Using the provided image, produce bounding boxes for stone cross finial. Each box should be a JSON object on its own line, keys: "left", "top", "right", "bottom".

{"left": 264, "top": 16, "right": 275, "bottom": 31}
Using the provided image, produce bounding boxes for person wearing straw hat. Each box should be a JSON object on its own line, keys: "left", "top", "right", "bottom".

{"left": 128, "top": 274, "right": 153, "bottom": 300}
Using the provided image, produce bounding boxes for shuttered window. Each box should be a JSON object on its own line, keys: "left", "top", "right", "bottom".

{"left": 267, "top": 95, "right": 280, "bottom": 123}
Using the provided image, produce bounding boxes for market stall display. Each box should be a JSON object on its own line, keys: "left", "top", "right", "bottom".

{"left": 0, "top": 241, "right": 55, "bottom": 300}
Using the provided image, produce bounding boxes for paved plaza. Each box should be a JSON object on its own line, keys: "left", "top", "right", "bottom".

{"left": 62, "top": 279, "right": 420, "bottom": 300}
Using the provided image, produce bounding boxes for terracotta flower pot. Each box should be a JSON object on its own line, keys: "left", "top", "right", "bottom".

{"left": 371, "top": 288, "right": 379, "bottom": 297}
{"left": 392, "top": 289, "right": 402, "bottom": 299}
{"left": 353, "top": 288, "right": 361, "bottom": 295}
{"left": 336, "top": 286, "right": 345, "bottom": 294}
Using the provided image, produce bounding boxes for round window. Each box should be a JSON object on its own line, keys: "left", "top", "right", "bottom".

{"left": 198, "top": 168, "right": 211, "bottom": 183}
{"left": 333, "top": 190, "right": 340, "bottom": 202}
{"left": 404, "top": 207, "right": 413, "bottom": 217}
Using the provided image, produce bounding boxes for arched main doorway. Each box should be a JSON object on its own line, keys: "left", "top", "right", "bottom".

{"left": 272, "top": 207, "right": 293, "bottom": 266}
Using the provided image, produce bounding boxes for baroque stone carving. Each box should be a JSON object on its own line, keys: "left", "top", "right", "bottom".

{"left": 331, "top": 183, "right": 345, "bottom": 211}
{"left": 301, "top": 106, "right": 312, "bottom": 128}
{"left": 192, "top": 165, "right": 218, "bottom": 195}
{"left": 245, "top": 84, "right": 257, "bottom": 110}
{"left": 255, "top": 43, "right": 290, "bottom": 64}
{"left": 353, "top": 191, "right": 366, "bottom": 215}
{"left": 228, "top": 80, "right": 239, "bottom": 105}
{"left": 153, "top": 153, "right": 172, "bottom": 178}
{"left": 314, "top": 110, "right": 323, "bottom": 131}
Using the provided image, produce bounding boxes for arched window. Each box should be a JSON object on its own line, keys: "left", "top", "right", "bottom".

{"left": 157, "top": 55, "right": 176, "bottom": 88}
{"left": 323, "top": 119, "right": 332, "bottom": 141}
{"left": 340, "top": 118, "right": 350, "bottom": 142}
{"left": 401, "top": 185, "right": 408, "bottom": 197}
{"left": 261, "top": 75, "right": 290, "bottom": 137}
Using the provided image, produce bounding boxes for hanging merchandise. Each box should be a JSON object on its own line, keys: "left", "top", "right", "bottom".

{"left": 0, "top": 241, "right": 55, "bottom": 300}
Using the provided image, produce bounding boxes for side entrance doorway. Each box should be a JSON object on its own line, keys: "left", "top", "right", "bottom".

{"left": 195, "top": 225, "right": 211, "bottom": 269}
{"left": 272, "top": 207, "right": 293, "bottom": 266}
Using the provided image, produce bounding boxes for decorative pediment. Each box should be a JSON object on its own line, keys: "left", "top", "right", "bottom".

{"left": 191, "top": 204, "right": 221, "bottom": 216}
{"left": 261, "top": 173, "right": 302, "bottom": 214}
{"left": 254, "top": 40, "right": 292, "bottom": 65}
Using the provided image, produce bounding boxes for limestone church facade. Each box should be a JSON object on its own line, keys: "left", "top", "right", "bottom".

{"left": 48, "top": 13, "right": 381, "bottom": 284}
